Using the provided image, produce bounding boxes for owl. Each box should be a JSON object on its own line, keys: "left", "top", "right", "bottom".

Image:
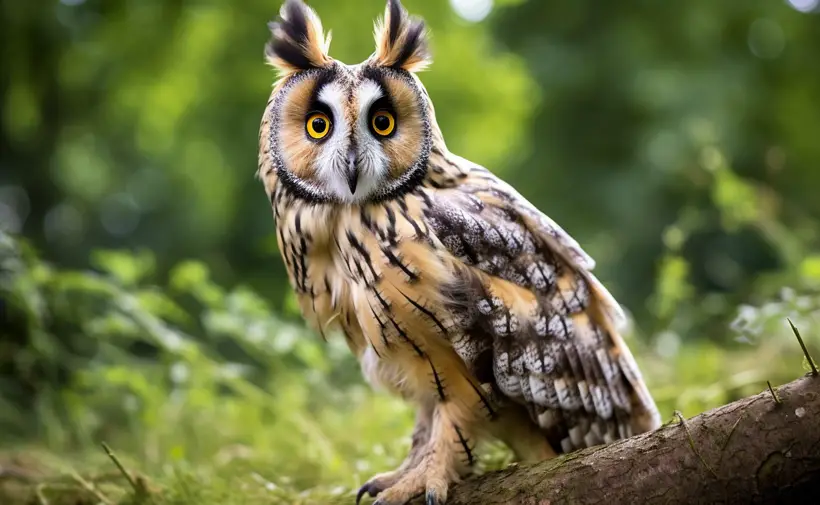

{"left": 258, "top": 1, "right": 661, "bottom": 504}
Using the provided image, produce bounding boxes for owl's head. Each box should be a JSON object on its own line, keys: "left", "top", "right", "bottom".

{"left": 260, "top": 0, "right": 436, "bottom": 204}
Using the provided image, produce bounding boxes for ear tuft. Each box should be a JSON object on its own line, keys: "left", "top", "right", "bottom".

{"left": 265, "top": 0, "right": 332, "bottom": 77}
{"left": 373, "top": 0, "right": 431, "bottom": 72}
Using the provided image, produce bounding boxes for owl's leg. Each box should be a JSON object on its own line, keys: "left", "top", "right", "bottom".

{"left": 356, "top": 401, "right": 434, "bottom": 504}
{"left": 488, "top": 405, "right": 556, "bottom": 463}
{"left": 370, "top": 400, "right": 474, "bottom": 505}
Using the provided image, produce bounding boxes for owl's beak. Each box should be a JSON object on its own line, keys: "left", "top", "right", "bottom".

{"left": 346, "top": 148, "right": 359, "bottom": 195}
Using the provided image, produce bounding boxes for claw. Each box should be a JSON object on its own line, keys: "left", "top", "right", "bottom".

{"left": 356, "top": 486, "right": 368, "bottom": 505}
{"left": 425, "top": 488, "right": 441, "bottom": 505}
{"left": 356, "top": 482, "right": 383, "bottom": 505}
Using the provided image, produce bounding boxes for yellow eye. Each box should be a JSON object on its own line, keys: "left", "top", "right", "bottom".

{"left": 371, "top": 110, "right": 395, "bottom": 137}
{"left": 306, "top": 112, "right": 331, "bottom": 140}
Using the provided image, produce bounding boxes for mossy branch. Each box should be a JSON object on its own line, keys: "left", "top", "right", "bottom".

{"left": 411, "top": 375, "right": 820, "bottom": 505}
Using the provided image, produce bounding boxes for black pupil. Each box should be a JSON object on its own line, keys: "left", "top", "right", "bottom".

{"left": 312, "top": 117, "right": 327, "bottom": 134}
{"left": 374, "top": 114, "right": 391, "bottom": 132}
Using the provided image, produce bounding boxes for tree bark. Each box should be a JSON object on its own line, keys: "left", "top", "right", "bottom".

{"left": 422, "top": 374, "right": 820, "bottom": 505}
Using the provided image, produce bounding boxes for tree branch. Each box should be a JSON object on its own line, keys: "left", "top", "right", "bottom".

{"left": 421, "top": 375, "right": 820, "bottom": 505}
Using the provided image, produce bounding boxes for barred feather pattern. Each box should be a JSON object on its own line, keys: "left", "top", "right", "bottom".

{"left": 265, "top": 139, "right": 661, "bottom": 456}
{"left": 421, "top": 163, "right": 661, "bottom": 452}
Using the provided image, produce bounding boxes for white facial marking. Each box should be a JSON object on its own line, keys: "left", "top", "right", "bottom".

{"left": 353, "top": 80, "right": 390, "bottom": 202}
{"left": 314, "top": 82, "right": 354, "bottom": 201}
{"left": 356, "top": 80, "right": 383, "bottom": 112}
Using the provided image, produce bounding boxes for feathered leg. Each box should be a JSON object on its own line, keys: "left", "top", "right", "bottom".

{"left": 359, "top": 346, "right": 487, "bottom": 505}
{"left": 372, "top": 401, "right": 472, "bottom": 505}
{"left": 487, "top": 404, "right": 556, "bottom": 463}
{"left": 357, "top": 401, "right": 434, "bottom": 504}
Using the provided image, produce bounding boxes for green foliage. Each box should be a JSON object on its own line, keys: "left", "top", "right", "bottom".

{"left": 4, "top": 0, "right": 817, "bottom": 339}
{"left": 0, "top": 0, "right": 536, "bottom": 310}
{"left": 3, "top": 0, "right": 820, "bottom": 503}
{"left": 2, "top": 230, "right": 819, "bottom": 504}
{"left": 0, "top": 230, "right": 414, "bottom": 503}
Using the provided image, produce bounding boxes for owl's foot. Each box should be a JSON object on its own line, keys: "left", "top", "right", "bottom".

{"left": 356, "top": 470, "right": 403, "bottom": 504}
{"left": 365, "top": 411, "right": 469, "bottom": 505}
{"left": 357, "top": 402, "right": 439, "bottom": 504}
{"left": 357, "top": 355, "right": 490, "bottom": 504}
{"left": 368, "top": 450, "right": 457, "bottom": 505}
{"left": 356, "top": 442, "right": 455, "bottom": 505}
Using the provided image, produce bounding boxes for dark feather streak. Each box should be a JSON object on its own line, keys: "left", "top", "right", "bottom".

{"left": 394, "top": 20, "right": 427, "bottom": 69}
{"left": 267, "top": 37, "right": 313, "bottom": 70}
{"left": 388, "top": 0, "right": 402, "bottom": 46}
{"left": 281, "top": 0, "right": 309, "bottom": 43}
{"left": 382, "top": 247, "right": 418, "bottom": 281}
{"left": 453, "top": 424, "right": 475, "bottom": 466}
{"left": 427, "top": 356, "right": 447, "bottom": 401}
{"left": 265, "top": 0, "right": 322, "bottom": 71}
{"left": 386, "top": 314, "right": 424, "bottom": 357}
{"left": 467, "top": 377, "right": 496, "bottom": 420}
{"left": 398, "top": 290, "right": 448, "bottom": 336}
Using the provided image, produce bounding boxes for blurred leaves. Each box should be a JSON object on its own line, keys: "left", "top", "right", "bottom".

{"left": 0, "top": 0, "right": 536, "bottom": 307}
{"left": 2, "top": 223, "right": 820, "bottom": 503}
{"left": 2, "top": 0, "right": 819, "bottom": 341}
{"left": 3, "top": 0, "right": 820, "bottom": 503}
{"left": 650, "top": 254, "right": 693, "bottom": 321}
{"left": 1, "top": 230, "right": 409, "bottom": 495}
{"left": 91, "top": 250, "right": 156, "bottom": 287}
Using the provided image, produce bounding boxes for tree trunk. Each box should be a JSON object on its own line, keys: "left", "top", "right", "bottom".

{"left": 422, "top": 374, "right": 820, "bottom": 505}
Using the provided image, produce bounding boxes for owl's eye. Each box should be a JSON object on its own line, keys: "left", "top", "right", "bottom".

{"left": 306, "top": 112, "right": 331, "bottom": 140}
{"left": 371, "top": 110, "right": 396, "bottom": 137}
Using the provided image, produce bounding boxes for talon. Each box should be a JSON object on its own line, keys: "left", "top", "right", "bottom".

{"left": 356, "top": 486, "right": 368, "bottom": 505}
{"left": 357, "top": 482, "right": 382, "bottom": 505}
{"left": 425, "top": 489, "right": 440, "bottom": 505}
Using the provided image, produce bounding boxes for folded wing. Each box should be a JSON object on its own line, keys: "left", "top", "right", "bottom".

{"left": 423, "top": 163, "right": 661, "bottom": 453}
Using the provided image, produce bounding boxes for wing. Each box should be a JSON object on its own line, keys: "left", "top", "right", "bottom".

{"left": 422, "top": 155, "right": 661, "bottom": 453}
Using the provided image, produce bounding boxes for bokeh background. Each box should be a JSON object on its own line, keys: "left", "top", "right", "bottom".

{"left": 2, "top": 0, "right": 820, "bottom": 503}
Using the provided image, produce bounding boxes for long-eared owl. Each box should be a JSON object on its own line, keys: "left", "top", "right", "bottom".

{"left": 258, "top": 1, "right": 661, "bottom": 503}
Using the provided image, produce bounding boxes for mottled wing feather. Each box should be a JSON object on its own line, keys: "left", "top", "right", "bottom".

{"left": 449, "top": 161, "right": 626, "bottom": 327}
{"left": 424, "top": 162, "right": 660, "bottom": 453}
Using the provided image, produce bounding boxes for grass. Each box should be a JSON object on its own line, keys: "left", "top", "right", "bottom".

{"left": 2, "top": 231, "right": 818, "bottom": 504}
{"left": 0, "top": 391, "right": 415, "bottom": 505}
{"left": 0, "top": 395, "right": 516, "bottom": 505}
{"left": 2, "top": 335, "right": 810, "bottom": 505}
{"left": 0, "top": 447, "right": 355, "bottom": 504}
